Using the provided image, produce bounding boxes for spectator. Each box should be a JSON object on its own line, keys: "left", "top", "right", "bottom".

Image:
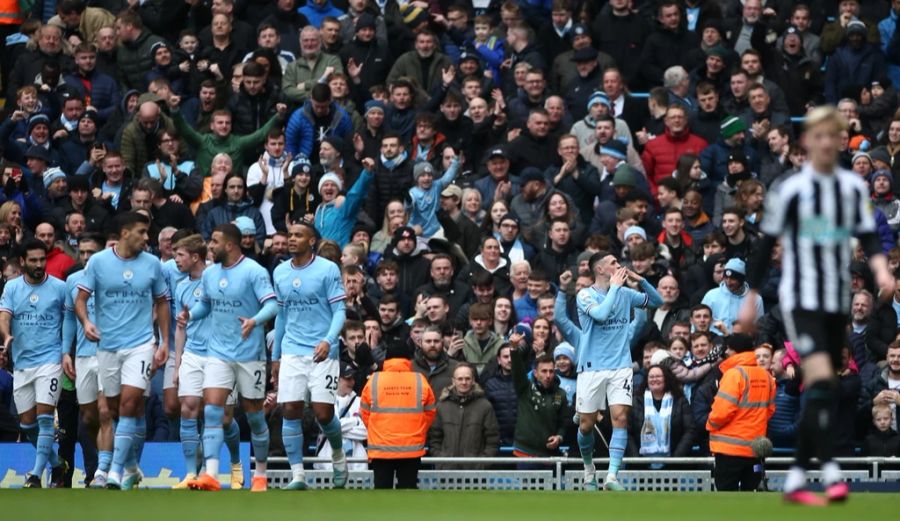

{"left": 640, "top": 1, "right": 700, "bottom": 88}
{"left": 285, "top": 83, "right": 353, "bottom": 162}
{"left": 628, "top": 364, "right": 696, "bottom": 457}
{"left": 509, "top": 341, "right": 571, "bottom": 458}
{"left": 825, "top": 20, "right": 886, "bottom": 104}
{"left": 200, "top": 172, "right": 266, "bottom": 248}
{"left": 387, "top": 30, "right": 453, "bottom": 97}
{"left": 415, "top": 254, "right": 471, "bottom": 317}
{"left": 413, "top": 325, "right": 460, "bottom": 396}
{"left": 463, "top": 303, "right": 504, "bottom": 377}
{"left": 313, "top": 363, "right": 368, "bottom": 470}
{"left": 313, "top": 159, "right": 374, "bottom": 248}
{"left": 864, "top": 403, "right": 900, "bottom": 456}
{"left": 282, "top": 26, "right": 344, "bottom": 105}
{"left": 767, "top": 348, "right": 801, "bottom": 449}
{"left": 429, "top": 363, "right": 500, "bottom": 467}
{"left": 701, "top": 258, "right": 763, "bottom": 334}
{"left": 641, "top": 105, "right": 708, "bottom": 194}
{"left": 483, "top": 344, "right": 517, "bottom": 447}
{"left": 114, "top": 10, "right": 165, "bottom": 92}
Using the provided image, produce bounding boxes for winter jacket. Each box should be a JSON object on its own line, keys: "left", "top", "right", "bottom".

{"left": 117, "top": 30, "right": 166, "bottom": 91}
{"left": 285, "top": 101, "right": 354, "bottom": 158}
{"left": 858, "top": 367, "right": 900, "bottom": 429}
{"left": 6, "top": 48, "right": 73, "bottom": 101}
{"left": 339, "top": 38, "right": 391, "bottom": 99}
{"left": 640, "top": 26, "right": 700, "bottom": 88}
{"left": 462, "top": 331, "right": 504, "bottom": 377}
{"left": 701, "top": 282, "right": 764, "bottom": 334}
{"left": 429, "top": 384, "right": 500, "bottom": 467}
{"left": 511, "top": 345, "right": 571, "bottom": 457}
{"left": 505, "top": 130, "right": 559, "bottom": 174}
{"left": 542, "top": 159, "right": 602, "bottom": 221}
{"left": 119, "top": 112, "right": 177, "bottom": 176}
{"left": 299, "top": 0, "right": 344, "bottom": 28}
{"left": 699, "top": 139, "right": 760, "bottom": 186}
{"left": 864, "top": 428, "right": 900, "bottom": 456}
{"left": 500, "top": 43, "right": 546, "bottom": 98}
{"left": 825, "top": 43, "right": 887, "bottom": 104}
{"left": 767, "top": 378, "right": 800, "bottom": 449}
{"left": 228, "top": 84, "right": 281, "bottom": 136}
{"left": 641, "top": 129, "right": 708, "bottom": 194}
{"left": 281, "top": 53, "right": 345, "bottom": 105}
{"left": 483, "top": 369, "right": 517, "bottom": 447}
{"left": 771, "top": 51, "right": 824, "bottom": 117}
{"left": 628, "top": 392, "right": 695, "bottom": 457}
{"left": 590, "top": 9, "right": 648, "bottom": 86}
{"left": 63, "top": 69, "right": 120, "bottom": 122}
{"left": 383, "top": 244, "right": 431, "bottom": 298}
{"left": 365, "top": 155, "right": 413, "bottom": 225}
{"left": 873, "top": 191, "right": 900, "bottom": 230}
{"left": 314, "top": 169, "right": 373, "bottom": 247}
{"left": 413, "top": 350, "right": 460, "bottom": 397}
{"left": 200, "top": 199, "right": 266, "bottom": 247}
{"left": 386, "top": 50, "right": 454, "bottom": 95}
{"left": 45, "top": 247, "right": 75, "bottom": 280}
{"left": 880, "top": 9, "right": 900, "bottom": 86}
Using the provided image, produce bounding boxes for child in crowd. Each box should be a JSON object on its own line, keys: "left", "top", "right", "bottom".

{"left": 407, "top": 153, "right": 459, "bottom": 239}
{"left": 864, "top": 404, "right": 900, "bottom": 456}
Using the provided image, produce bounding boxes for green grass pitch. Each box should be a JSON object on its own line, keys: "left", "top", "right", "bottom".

{"left": 0, "top": 489, "right": 896, "bottom": 521}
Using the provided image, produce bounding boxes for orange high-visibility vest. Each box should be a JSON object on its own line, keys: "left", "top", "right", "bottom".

{"left": 0, "top": 0, "right": 22, "bottom": 24}
{"left": 360, "top": 358, "right": 436, "bottom": 460}
{"left": 706, "top": 351, "right": 776, "bottom": 458}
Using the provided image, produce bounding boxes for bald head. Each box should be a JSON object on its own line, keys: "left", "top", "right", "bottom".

{"left": 138, "top": 102, "right": 161, "bottom": 132}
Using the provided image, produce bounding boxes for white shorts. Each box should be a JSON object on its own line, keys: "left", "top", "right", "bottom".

{"left": 13, "top": 363, "right": 63, "bottom": 412}
{"left": 576, "top": 368, "right": 633, "bottom": 413}
{"left": 75, "top": 356, "right": 102, "bottom": 405}
{"left": 277, "top": 355, "right": 338, "bottom": 404}
{"left": 163, "top": 354, "right": 177, "bottom": 390}
{"left": 177, "top": 351, "right": 205, "bottom": 398}
{"left": 203, "top": 358, "right": 266, "bottom": 400}
{"left": 97, "top": 341, "right": 155, "bottom": 398}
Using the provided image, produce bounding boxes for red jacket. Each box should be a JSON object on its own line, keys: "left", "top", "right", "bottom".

{"left": 641, "top": 129, "right": 707, "bottom": 194}
{"left": 46, "top": 247, "right": 75, "bottom": 280}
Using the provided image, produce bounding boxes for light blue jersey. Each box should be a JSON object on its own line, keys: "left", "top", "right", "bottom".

{"left": 76, "top": 247, "right": 168, "bottom": 352}
{"left": 195, "top": 256, "right": 275, "bottom": 362}
{"left": 174, "top": 275, "right": 208, "bottom": 356}
{"left": 162, "top": 259, "right": 186, "bottom": 351}
{"left": 575, "top": 280, "right": 662, "bottom": 372}
{"left": 64, "top": 270, "right": 97, "bottom": 357}
{"left": 0, "top": 275, "right": 67, "bottom": 368}
{"left": 272, "top": 255, "right": 346, "bottom": 360}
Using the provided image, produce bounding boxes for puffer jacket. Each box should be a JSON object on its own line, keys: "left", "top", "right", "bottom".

{"left": 767, "top": 378, "right": 800, "bottom": 449}
{"left": 200, "top": 199, "right": 266, "bottom": 247}
{"left": 228, "top": 84, "right": 281, "bottom": 136}
{"left": 429, "top": 384, "right": 500, "bottom": 467}
{"left": 285, "top": 101, "right": 354, "bottom": 158}
{"left": 117, "top": 30, "right": 166, "bottom": 91}
{"left": 483, "top": 369, "right": 517, "bottom": 447}
{"left": 365, "top": 155, "right": 413, "bottom": 225}
{"left": 699, "top": 139, "right": 760, "bottom": 186}
{"left": 641, "top": 128, "right": 708, "bottom": 194}
{"left": 63, "top": 68, "right": 121, "bottom": 122}
{"left": 119, "top": 111, "right": 177, "bottom": 175}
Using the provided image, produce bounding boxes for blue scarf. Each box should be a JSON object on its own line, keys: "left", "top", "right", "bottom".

{"left": 380, "top": 150, "right": 408, "bottom": 171}
{"left": 639, "top": 390, "right": 673, "bottom": 456}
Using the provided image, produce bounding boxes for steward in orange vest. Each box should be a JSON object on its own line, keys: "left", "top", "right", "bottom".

{"left": 360, "top": 344, "right": 436, "bottom": 489}
{"left": 706, "top": 334, "right": 776, "bottom": 491}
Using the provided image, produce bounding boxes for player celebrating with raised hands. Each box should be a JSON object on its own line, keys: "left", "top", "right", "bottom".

{"left": 575, "top": 253, "right": 663, "bottom": 491}
{"left": 1, "top": 239, "right": 68, "bottom": 488}
{"left": 273, "top": 218, "right": 350, "bottom": 490}
{"left": 180, "top": 224, "right": 278, "bottom": 492}
{"left": 743, "top": 106, "right": 895, "bottom": 506}
{"left": 75, "top": 212, "right": 171, "bottom": 490}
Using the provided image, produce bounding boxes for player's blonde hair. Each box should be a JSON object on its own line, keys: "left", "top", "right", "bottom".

{"left": 804, "top": 106, "right": 849, "bottom": 133}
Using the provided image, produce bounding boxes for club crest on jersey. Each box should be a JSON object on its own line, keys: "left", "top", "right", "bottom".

{"left": 292, "top": 278, "right": 302, "bottom": 288}
{"left": 28, "top": 293, "right": 39, "bottom": 304}
{"left": 219, "top": 278, "right": 229, "bottom": 289}
{"left": 123, "top": 270, "right": 134, "bottom": 281}
{"left": 193, "top": 288, "right": 202, "bottom": 298}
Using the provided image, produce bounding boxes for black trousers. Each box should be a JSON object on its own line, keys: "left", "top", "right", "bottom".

{"left": 371, "top": 458, "right": 421, "bottom": 489}
{"left": 714, "top": 454, "right": 762, "bottom": 491}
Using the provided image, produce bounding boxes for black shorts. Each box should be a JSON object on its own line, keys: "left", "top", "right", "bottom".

{"left": 783, "top": 310, "right": 848, "bottom": 369}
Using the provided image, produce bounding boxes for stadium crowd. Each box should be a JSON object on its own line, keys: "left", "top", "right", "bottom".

{"left": 2, "top": 0, "right": 900, "bottom": 489}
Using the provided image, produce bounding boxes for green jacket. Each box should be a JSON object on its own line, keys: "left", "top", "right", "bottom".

{"left": 174, "top": 110, "right": 281, "bottom": 176}
{"left": 120, "top": 112, "right": 177, "bottom": 175}
{"left": 386, "top": 50, "right": 453, "bottom": 94}
{"left": 511, "top": 345, "right": 571, "bottom": 457}
{"left": 281, "top": 52, "right": 344, "bottom": 105}
{"left": 116, "top": 30, "right": 165, "bottom": 91}
{"left": 462, "top": 331, "right": 504, "bottom": 377}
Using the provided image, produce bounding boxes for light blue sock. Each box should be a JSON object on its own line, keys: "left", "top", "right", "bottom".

{"left": 180, "top": 418, "right": 200, "bottom": 476}
{"left": 30, "top": 415, "right": 56, "bottom": 477}
{"left": 224, "top": 421, "right": 241, "bottom": 465}
{"left": 98, "top": 450, "right": 113, "bottom": 473}
{"left": 317, "top": 416, "right": 343, "bottom": 452}
{"left": 577, "top": 429, "right": 595, "bottom": 468}
{"left": 129, "top": 416, "right": 146, "bottom": 468}
{"left": 246, "top": 411, "right": 269, "bottom": 466}
{"left": 202, "top": 405, "right": 225, "bottom": 476}
{"left": 282, "top": 418, "right": 304, "bottom": 466}
{"left": 111, "top": 417, "right": 137, "bottom": 477}
{"left": 608, "top": 428, "right": 627, "bottom": 478}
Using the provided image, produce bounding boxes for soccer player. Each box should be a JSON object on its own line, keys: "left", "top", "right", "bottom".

{"left": 0, "top": 239, "right": 68, "bottom": 487}
{"left": 575, "top": 253, "right": 663, "bottom": 491}
{"left": 744, "top": 106, "right": 894, "bottom": 505}
{"left": 272, "top": 220, "right": 349, "bottom": 489}
{"left": 161, "top": 230, "right": 190, "bottom": 436}
{"left": 61, "top": 233, "right": 115, "bottom": 488}
{"left": 75, "top": 212, "right": 170, "bottom": 490}
{"left": 180, "top": 224, "right": 278, "bottom": 492}
{"left": 171, "top": 234, "right": 244, "bottom": 489}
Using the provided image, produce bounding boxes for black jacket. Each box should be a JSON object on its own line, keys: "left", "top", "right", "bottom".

{"left": 366, "top": 158, "right": 413, "bottom": 225}
{"left": 639, "top": 26, "right": 700, "bottom": 87}
{"left": 628, "top": 392, "right": 696, "bottom": 457}
{"left": 340, "top": 38, "right": 391, "bottom": 106}
{"left": 591, "top": 9, "right": 649, "bottom": 87}
{"left": 228, "top": 83, "right": 281, "bottom": 136}
{"left": 482, "top": 369, "right": 517, "bottom": 447}
{"left": 505, "top": 130, "right": 559, "bottom": 174}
